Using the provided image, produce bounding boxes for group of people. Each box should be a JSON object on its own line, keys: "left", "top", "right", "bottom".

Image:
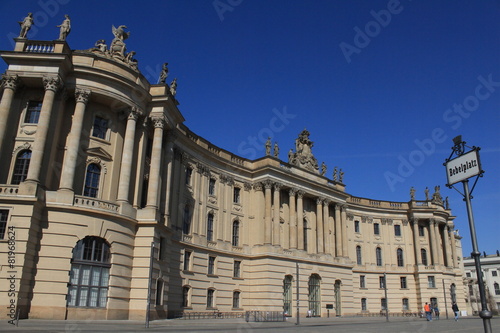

{"left": 423, "top": 302, "right": 460, "bottom": 321}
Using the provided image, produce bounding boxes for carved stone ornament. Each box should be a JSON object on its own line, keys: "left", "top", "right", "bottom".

{"left": 12, "top": 142, "right": 31, "bottom": 156}
{"left": 263, "top": 179, "right": 274, "bottom": 189}
{"left": 244, "top": 182, "right": 252, "bottom": 191}
{"left": 2, "top": 74, "right": 20, "bottom": 90}
{"left": 288, "top": 129, "right": 319, "bottom": 173}
{"left": 128, "top": 107, "right": 142, "bottom": 121}
{"left": 253, "top": 182, "right": 263, "bottom": 191}
{"left": 87, "top": 156, "right": 107, "bottom": 174}
{"left": 43, "top": 75, "right": 61, "bottom": 92}
{"left": 75, "top": 88, "right": 91, "bottom": 104}
{"left": 151, "top": 115, "right": 165, "bottom": 129}
{"left": 346, "top": 213, "right": 354, "bottom": 221}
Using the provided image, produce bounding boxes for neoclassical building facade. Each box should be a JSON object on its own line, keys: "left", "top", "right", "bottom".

{"left": 0, "top": 21, "right": 467, "bottom": 321}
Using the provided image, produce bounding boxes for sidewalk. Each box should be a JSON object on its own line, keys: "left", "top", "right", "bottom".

{"left": 0, "top": 315, "right": 498, "bottom": 332}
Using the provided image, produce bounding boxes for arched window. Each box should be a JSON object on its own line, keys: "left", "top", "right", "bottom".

{"left": 397, "top": 248, "right": 404, "bottom": 267}
{"left": 421, "top": 248, "right": 428, "bottom": 266}
{"left": 232, "top": 220, "right": 240, "bottom": 246}
{"left": 12, "top": 150, "right": 31, "bottom": 184}
{"left": 67, "top": 236, "right": 111, "bottom": 308}
{"left": 308, "top": 274, "right": 321, "bottom": 317}
{"left": 376, "top": 247, "right": 383, "bottom": 266}
{"left": 207, "top": 213, "right": 214, "bottom": 241}
{"left": 283, "top": 275, "right": 293, "bottom": 315}
{"left": 356, "top": 245, "right": 362, "bottom": 265}
{"left": 232, "top": 290, "right": 241, "bottom": 309}
{"left": 84, "top": 163, "right": 101, "bottom": 197}
{"left": 494, "top": 282, "right": 500, "bottom": 295}
{"left": 182, "top": 286, "right": 190, "bottom": 307}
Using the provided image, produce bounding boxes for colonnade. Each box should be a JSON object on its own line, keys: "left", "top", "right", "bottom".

{"left": 412, "top": 218, "right": 458, "bottom": 268}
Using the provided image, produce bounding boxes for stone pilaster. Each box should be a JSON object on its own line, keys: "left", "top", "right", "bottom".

{"left": 117, "top": 107, "right": 141, "bottom": 202}
{"left": 146, "top": 115, "right": 165, "bottom": 209}
{"left": 288, "top": 188, "right": 297, "bottom": 249}
{"left": 316, "top": 198, "right": 324, "bottom": 253}
{"left": 296, "top": 191, "right": 304, "bottom": 250}
{"left": 273, "top": 183, "right": 282, "bottom": 246}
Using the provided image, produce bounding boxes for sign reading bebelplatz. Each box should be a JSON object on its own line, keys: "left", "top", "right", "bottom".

{"left": 445, "top": 149, "right": 482, "bottom": 185}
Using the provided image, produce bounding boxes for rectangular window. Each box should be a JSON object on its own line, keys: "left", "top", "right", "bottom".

{"left": 209, "top": 178, "right": 216, "bottom": 195}
{"left": 24, "top": 101, "right": 42, "bottom": 123}
{"left": 418, "top": 225, "right": 425, "bottom": 237}
{"left": 92, "top": 115, "right": 108, "bottom": 140}
{"left": 233, "top": 260, "right": 241, "bottom": 278}
{"left": 233, "top": 291, "right": 240, "bottom": 309}
{"left": 233, "top": 187, "right": 241, "bottom": 204}
{"left": 379, "top": 276, "right": 386, "bottom": 289}
{"left": 208, "top": 256, "right": 216, "bottom": 275}
{"left": 428, "top": 276, "right": 436, "bottom": 288}
{"left": 360, "top": 275, "right": 366, "bottom": 288}
{"left": 155, "top": 279, "right": 163, "bottom": 306}
{"left": 374, "top": 223, "right": 380, "bottom": 235}
{"left": 361, "top": 298, "right": 367, "bottom": 311}
{"left": 183, "top": 250, "right": 191, "bottom": 271}
{"left": 466, "top": 272, "right": 471, "bottom": 278}
{"left": 402, "top": 298, "right": 409, "bottom": 311}
{"left": 354, "top": 220, "right": 360, "bottom": 233}
{"left": 469, "top": 285, "right": 474, "bottom": 296}
{"left": 158, "top": 237, "right": 165, "bottom": 260}
{"left": 0, "top": 210, "right": 8, "bottom": 239}
{"left": 185, "top": 167, "right": 192, "bottom": 185}
{"left": 492, "top": 271, "right": 498, "bottom": 277}
{"left": 381, "top": 298, "right": 387, "bottom": 310}
{"left": 400, "top": 276, "right": 407, "bottom": 289}
{"left": 394, "top": 224, "right": 401, "bottom": 237}
{"left": 207, "top": 289, "right": 214, "bottom": 308}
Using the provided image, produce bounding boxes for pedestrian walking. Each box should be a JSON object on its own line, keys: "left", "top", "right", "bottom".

{"left": 433, "top": 306, "right": 440, "bottom": 320}
{"left": 452, "top": 302, "right": 460, "bottom": 321}
{"left": 424, "top": 302, "right": 432, "bottom": 321}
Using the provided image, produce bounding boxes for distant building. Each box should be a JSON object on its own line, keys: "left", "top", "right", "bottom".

{"left": 463, "top": 252, "right": 500, "bottom": 315}
{"left": 0, "top": 19, "right": 467, "bottom": 320}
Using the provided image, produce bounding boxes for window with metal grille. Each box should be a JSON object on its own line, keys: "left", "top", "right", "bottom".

{"left": 283, "top": 275, "right": 292, "bottom": 315}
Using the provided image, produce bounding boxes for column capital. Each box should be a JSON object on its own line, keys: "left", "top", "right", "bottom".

{"left": 151, "top": 115, "right": 166, "bottom": 128}
{"left": 429, "top": 218, "right": 436, "bottom": 225}
{"left": 42, "top": 75, "right": 62, "bottom": 92}
{"left": 74, "top": 88, "right": 91, "bottom": 104}
{"left": 128, "top": 106, "right": 143, "bottom": 121}
{"left": 297, "top": 190, "right": 305, "bottom": 198}
{"left": 273, "top": 182, "right": 282, "bottom": 191}
{"left": 263, "top": 179, "right": 273, "bottom": 189}
{"left": 2, "top": 74, "right": 20, "bottom": 91}
{"left": 253, "top": 182, "right": 263, "bottom": 191}
{"left": 289, "top": 188, "right": 297, "bottom": 196}
{"left": 340, "top": 204, "right": 348, "bottom": 212}
{"left": 316, "top": 197, "right": 324, "bottom": 205}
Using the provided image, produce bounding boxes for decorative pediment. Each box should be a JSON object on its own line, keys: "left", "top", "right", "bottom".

{"left": 86, "top": 146, "right": 113, "bottom": 161}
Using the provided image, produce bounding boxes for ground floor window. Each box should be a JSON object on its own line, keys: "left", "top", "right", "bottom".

{"left": 308, "top": 274, "right": 321, "bottom": 316}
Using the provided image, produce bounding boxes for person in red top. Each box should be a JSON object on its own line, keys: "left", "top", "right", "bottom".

{"left": 424, "top": 302, "right": 432, "bottom": 321}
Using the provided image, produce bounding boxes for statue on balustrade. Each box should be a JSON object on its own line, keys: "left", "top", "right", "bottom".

{"left": 288, "top": 129, "right": 319, "bottom": 173}
{"left": 18, "top": 13, "right": 34, "bottom": 39}
{"left": 57, "top": 14, "right": 71, "bottom": 41}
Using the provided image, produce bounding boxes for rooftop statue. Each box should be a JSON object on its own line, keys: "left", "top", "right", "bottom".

{"left": 57, "top": 14, "right": 71, "bottom": 41}
{"left": 170, "top": 78, "right": 177, "bottom": 96}
{"left": 159, "top": 63, "right": 169, "bottom": 84}
{"left": 18, "top": 13, "right": 34, "bottom": 39}
{"left": 110, "top": 25, "right": 130, "bottom": 59}
{"left": 288, "top": 129, "right": 319, "bottom": 173}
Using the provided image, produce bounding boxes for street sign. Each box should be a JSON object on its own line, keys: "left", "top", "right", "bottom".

{"left": 445, "top": 149, "right": 482, "bottom": 185}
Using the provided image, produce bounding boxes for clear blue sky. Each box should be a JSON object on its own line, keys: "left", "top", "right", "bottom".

{"left": 1, "top": 1, "right": 499, "bottom": 256}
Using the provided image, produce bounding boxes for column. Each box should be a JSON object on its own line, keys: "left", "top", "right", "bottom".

{"left": 117, "top": 107, "right": 141, "bottom": 202}
{"left": 163, "top": 134, "right": 175, "bottom": 223}
{"left": 59, "top": 88, "right": 91, "bottom": 190}
{"left": 434, "top": 221, "right": 443, "bottom": 266}
{"left": 146, "top": 115, "right": 165, "bottom": 209}
{"left": 323, "top": 200, "right": 331, "bottom": 255}
{"left": 296, "top": 191, "right": 304, "bottom": 250}
{"left": 26, "top": 75, "right": 61, "bottom": 183}
{"left": 289, "top": 189, "right": 297, "bottom": 249}
{"left": 341, "top": 205, "right": 348, "bottom": 257}
{"left": 273, "top": 183, "right": 281, "bottom": 246}
{"left": 0, "top": 74, "right": 20, "bottom": 156}
{"left": 450, "top": 226, "right": 458, "bottom": 268}
{"left": 443, "top": 225, "right": 452, "bottom": 267}
{"left": 335, "top": 204, "right": 342, "bottom": 257}
{"left": 429, "top": 219, "right": 438, "bottom": 265}
{"left": 412, "top": 218, "right": 421, "bottom": 265}
{"left": 316, "top": 198, "right": 324, "bottom": 253}
{"left": 264, "top": 180, "right": 272, "bottom": 244}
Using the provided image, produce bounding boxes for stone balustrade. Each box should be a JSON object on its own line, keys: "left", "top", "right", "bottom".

{"left": 73, "top": 195, "right": 119, "bottom": 213}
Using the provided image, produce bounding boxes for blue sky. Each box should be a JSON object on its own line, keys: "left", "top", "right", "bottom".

{"left": 0, "top": 0, "right": 499, "bottom": 256}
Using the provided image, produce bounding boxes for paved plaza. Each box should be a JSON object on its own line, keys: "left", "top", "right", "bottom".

{"left": 0, "top": 316, "right": 498, "bottom": 333}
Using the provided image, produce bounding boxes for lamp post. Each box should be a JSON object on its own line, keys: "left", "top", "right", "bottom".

{"left": 444, "top": 136, "right": 492, "bottom": 333}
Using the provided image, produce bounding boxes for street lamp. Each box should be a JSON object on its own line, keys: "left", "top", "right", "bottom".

{"left": 444, "top": 136, "right": 492, "bottom": 333}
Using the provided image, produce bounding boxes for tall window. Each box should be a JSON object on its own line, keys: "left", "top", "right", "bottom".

{"left": 381, "top": 298, "right": 387, "bottom": 311}
{"left": 0, "top": 210, "right": 9, "bottom": 239}
{"left": 354, "top": 220, "right": 360, "bottom": 233}
{"left": 494, "top": 283, "right": 500, "bottom": 295}
{"left": 208, "top": 178, "right": 216, "bottom": 195}
{"left": 183, "top": 250, "right": 191, "bottom": 271}
{"left": 185, "top": 167, "right": 192, "bottom": 185}
{"left": 182, "top": 286, "right": 190, "bottom": 307}
{"left": 155, "top": 279, "right": 163, "bottom": 306}
{"left": 374, "top": 223, "right": 380, "bottom": 235}
{"left": 418, "top": 225, "right": 425, "bottom": 237}
{"left": 397, "top": 248, "right": 404, "bottom": 267}
{"left": 92, "top": 115, "right": 108, "bottom": 140}
{"left": 208, "top": 256, "right": 216, "bottom": 275}
{"left": 361, "top": 298, "right": 367, "bottom": 311}
{"left": 376, "top": 247, "right": 383, "bottom": 266}
{"left": 303, "top": 219, "right": 308, "bottom": 251}
{"left": 207, "top": 289, "right": 215, "bottom": 308}
{"left": 283, "top": 275, "right": 293, "bottom": 315}
{"left": 207, "top": 213, "right": 214, "bottom": 241}
{"left": 356, "top": 245, "right": 362, "bottom": 265}
{"left": 24, "top": 101, "right": 42, "bottom": 123}
{"left": 11, "top": 150, "right": 31, "bottom": 184}
{"left": 233, "top": 187, "right": 241, "bottom": 204}
{"left": 492, "top": 271, "right": 498, "bottom": 277}
{"left": 233, "top": 260, "right": 241, "bottom": 278}
{"left": 232, "top": 291, "right": 240, "bottom": 309}
{"left": 67, "top": 236, "right": 110, "bottom": 308}
{"left": 308, "top": 274, "right": 321, "bottom": 317}
{"left": 400, "top": 276, "right": 407, "bottom": 289}
{"left": 183, "top": 205, "right": 191, "bottom": 234}
{"left": 379, "top": 276, "right": 386, "bottom": 289}
{"left": 402, "top": 298, "right": 409, "bottom": 311}
{"left": 394, "top": 224, "right": 401, "bottom": 237}
{"left": 232, "top": 220, "right": 240, "bottom": 246}
{"left": 360, "top": 275, "right": 366, "bottom": 288}
{"left": 428, "top": 276, "right": 436, "bottom": 288}
{"left": 421, "top": 248, "right": 428, "bottom": 266}
{"left": 83, "top": 163, "right": 101, "bottom": 198}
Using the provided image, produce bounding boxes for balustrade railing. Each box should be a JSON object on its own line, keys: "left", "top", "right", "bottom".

{"left": 73, "top": 195, "right": 119, "bottom": 213}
